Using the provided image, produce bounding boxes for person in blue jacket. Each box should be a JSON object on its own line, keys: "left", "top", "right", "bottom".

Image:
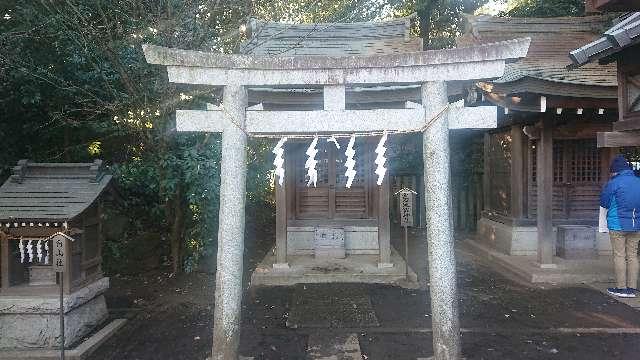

{"left": 601, "top": 155, "right": 640, "bottom": 298}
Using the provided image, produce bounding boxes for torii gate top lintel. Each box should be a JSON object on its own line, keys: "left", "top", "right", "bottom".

{"left": 142, "top": 38, "right": 530, "bottom": 87}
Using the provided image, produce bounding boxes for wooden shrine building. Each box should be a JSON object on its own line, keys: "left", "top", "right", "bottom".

{"left": 0, "top": 160, "right": 112, "bottom": 350}
{"left": 458, "top": 15, "right": 624, "bottom": 265}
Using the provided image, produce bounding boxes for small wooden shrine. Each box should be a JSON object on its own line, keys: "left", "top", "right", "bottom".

{"left": 0, "top": 159, "right": 112, "bottom": 349}
{"left": 458, "top": 15, "right": 624, "bottom": 264}
{"left": 242, "top": 18, "right": 421, "bottom": 266}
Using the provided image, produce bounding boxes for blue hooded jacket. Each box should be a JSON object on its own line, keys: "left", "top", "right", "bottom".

{"left": 600, "top": 169, "right": 640, "bottom": 232}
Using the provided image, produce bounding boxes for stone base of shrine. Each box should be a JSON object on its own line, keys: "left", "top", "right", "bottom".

{"left": 477, "top": 217, "right": 612, "bottom": 257}
{"left": 464, "top": 238, "right": 615, "bottom": 284}
{"left": 0, "top": 319, "right": 126, "bottom": 360}
{"left": 251, "top": 247, "right": 418, "bottom": 288}
{"left": 0, "top": 277, "right": 110, "bottom": 350}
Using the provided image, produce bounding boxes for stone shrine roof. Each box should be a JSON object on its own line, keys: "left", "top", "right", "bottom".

{"left": 0, "top": 160, "right": 112, "bottom": 222}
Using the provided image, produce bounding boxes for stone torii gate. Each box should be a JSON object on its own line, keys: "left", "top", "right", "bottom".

{"left": 143, "top": 38, "right": 529, "bottom": 360}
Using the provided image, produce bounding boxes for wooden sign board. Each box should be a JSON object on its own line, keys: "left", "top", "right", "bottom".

{"left": 399, "top": 191, "right": 414, "bottom": 227}
{"left": 52, "top": 236, "right": 66, "bottom": 272}
{"left": 49, "top": 233, "right": 74, "bottom": 272}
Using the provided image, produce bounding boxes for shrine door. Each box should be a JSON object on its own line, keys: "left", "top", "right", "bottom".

{"left": 294, "top": 138, "right": 370, "bottom": 219}
{"left": 529, "top": 139, "right": 602, "bottom": 221}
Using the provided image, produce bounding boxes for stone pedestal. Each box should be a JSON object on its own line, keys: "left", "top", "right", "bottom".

{"left": 0, "top": 277, "right": 109, "bottom": 349}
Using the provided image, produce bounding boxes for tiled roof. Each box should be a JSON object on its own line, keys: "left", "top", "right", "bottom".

{"left": 570, "top": 12, "right": 640, "bottom": 67}
{"left": 240, "top": 16, "right": 422, "bottom": 56}
{"left": 458, "top": 15, "right": 618, "bottom": 97}
{"left": 0, "top": 160, "right": 112, "bottom": 221}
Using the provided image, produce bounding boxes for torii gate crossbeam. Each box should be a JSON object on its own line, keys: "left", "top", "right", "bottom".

{"left": 143, "top": 37, "right": 530, "bottom": 360}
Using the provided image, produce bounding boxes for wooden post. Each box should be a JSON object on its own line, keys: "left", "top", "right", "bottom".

{"left": 1, "top": 233, "right": 8, "bottom": 290}
{"left": 59, "top": 270, "right": 65, "bottom": 359}
{"left": 378, "top": 171, "right": 392, "bottom": 267}
{"left": 511, "top": 125, "right": 526, "bottom": 219}
{"left": 63, "top": 242, "right": 71, "bottom": 295}
{"left": 537, "top": 116, "right": 555, "bottom": 266}
{"left": 483, "top": 133, "right": 491, "bottom": 212}
{"left": 274, "top": 145, "right": 289, "bottom": 268}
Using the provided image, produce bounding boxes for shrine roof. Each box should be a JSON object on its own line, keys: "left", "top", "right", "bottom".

{"left": 458, "top": 15, "right": 619, "bottom": 98}
{"left": 0, "top": 160, "right": 112, "bottom": 222}
{"left": 570, "top": 12, "right": 640, "bottom": 67}
{"left": 239, "top": 16, "right": 422, "bottom": 56}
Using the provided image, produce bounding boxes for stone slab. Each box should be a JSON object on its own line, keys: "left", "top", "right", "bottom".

{"left": 307, "top": 333, "right": 362, "bottom": 360}
{"left": 286, "top": 284, "right": 379, "bottom": 329}
{"left": 0, "top": 318, "right": 126, "bottom": 360}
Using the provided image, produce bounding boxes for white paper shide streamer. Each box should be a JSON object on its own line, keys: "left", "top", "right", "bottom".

{"left": 44, "top": 240, "right": 50, "bottom": 264}
{"left": 19, "top": 239, "right": 25, "bottom": 263}
{"left": 26, "top": 239, "right": 34, "bottom": 263}
{"left": 305, "top": 137, "right": 319, "bottom": 187}
{"left": 37, "top": 239, "right": 43, "bottom": 263}
{"left": 375, "top": 133, "right": 388, "bottom": 186}
{"left": 327, "top": 136, "right": 340, "bottom": 149}
{"left": 272, "top": 137, "right": 287, "bottom": 187}
{"left": 344, "top": 135, "right": 357, "bottom": 188}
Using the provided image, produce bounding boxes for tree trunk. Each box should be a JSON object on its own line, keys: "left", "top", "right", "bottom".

{"left": 417, "top": 0, "right": 435, "bottom": 49}
{"left": 170, "top": 182, "right": 185, "bottom": 274}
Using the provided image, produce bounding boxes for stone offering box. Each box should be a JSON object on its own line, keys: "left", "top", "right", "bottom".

{"left": 556, "top": 225, "right": 597, "bottom": 260}
{"left": 0, "top": 160, "right": 113, "bottom": 350}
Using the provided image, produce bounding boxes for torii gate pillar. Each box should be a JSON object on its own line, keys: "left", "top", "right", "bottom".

{"left": 422, "top": 81, "right": 460, "bottom": 359}
{"left": 212, "top": 85, "right": 248, "bottom": 360}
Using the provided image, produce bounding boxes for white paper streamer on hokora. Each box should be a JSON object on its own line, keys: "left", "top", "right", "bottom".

{"left": 344, "top": 135, "right": 357, "bottom": 188}
{"left": 273, "top": 137, "right": 287, "bottom": 187}
{"left": 305, "top": 137, "right": 319, "bottom": 187}
{"left": 19, "top": 239, "right": 25, "bottom": 263}
{"left": 375, "top": 132, "right": 388, "bottom": 186}
{"left": 37, "top": 239, "right": 43, "bottom": 263}
{"left": 26, "top": 239, "right": 34, "bottom": 263}
{"left": 327, "top": 136, "right": 340, "bottom": 149}
{"left": 44, "top": 240, "right": 50, "bottom": 264}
